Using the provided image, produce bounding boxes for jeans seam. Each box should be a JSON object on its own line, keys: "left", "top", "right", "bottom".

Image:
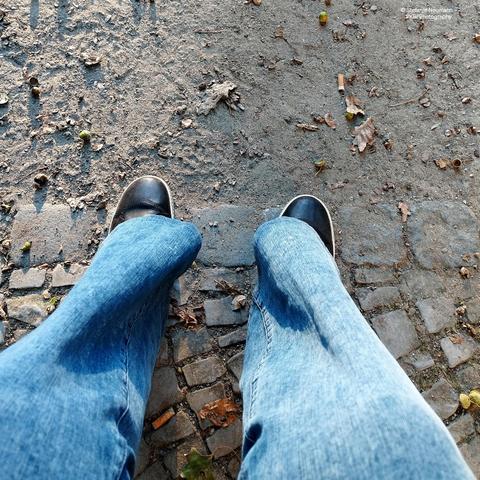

{"left": 248, "top": 293, "right": 273, "bottom": 420}
{"left": 113, "top": 305, "right": 143, "bottom": 480}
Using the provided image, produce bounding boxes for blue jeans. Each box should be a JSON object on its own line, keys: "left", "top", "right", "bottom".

{"left": 0, "top": 215, "right": 473, "bottom": 479}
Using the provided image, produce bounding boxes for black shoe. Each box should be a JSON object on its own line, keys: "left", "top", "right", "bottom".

{"left": 280, "top": 194, "right": 335, "bottom": 257}
{"left": 109, "top": 176, "right": 174, "bottom": 233}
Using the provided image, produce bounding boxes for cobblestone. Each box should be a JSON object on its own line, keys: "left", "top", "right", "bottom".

{"left": 10, "top": 205, "right": 98, "bottom": 266}
{"left": 218, "top": 327, "right": 247, "bottom": 348}
{"left": 354, "top": 268, "right": 396, "bottom": 285}
{"left": 133, "top": 439, "right": 150, "bottom": 477}
{"left": 51, "top": 264, "right": 86, "bottom": 288}
{"left": 466, "top": 300, "right": 480, "bottom": 324}
{"left": 155, "top": 338, "right": 169, "bottom": 367}
{"left": 172, "top": 327, "right": 213, "bottom": 363}
{"left": 164, "top": 435, "right": 207, "bottom": 478}
{"left": 204, "top": 297, "right": 248, "bottom": 327}
{"left": 440, "top": 335, "right": 477, "bottom": 368}
{"left": 404, "top": 351, "right": 434, "bottom": 371}
{"left": 136, "top": 460, "right": 168, "bottom": 480}
{"left": 206, "top": 419, "right": 243, "bottom": 458}
{"left": 9, "top": 268, "right": 46, "bottom": 290}
{"left": 407, "top": 201, "right": 479, "bottom": 270}
{"left": 150, "top": 411, "right": 195, "bottom": 448}
{"left": 6, "top": 295, "right": 48, "bottom": 326}
{"left": 357, "top": 287, "right": 401, "bottom": 312}
{"left": 198, "top": 268, "right": 246, "bottom": 292}
{"left": 0, "top": 321, "right": 4, "bottom": 345}
{"left": 192, "top": 205, "right": 256, "bottom": 267}
{"left": 400, "top": 270, "right": 445, "bottom": 300}
{"left": 416, "top": 297, "right": 456, "bottom": 333}
{"left": 171, "top": 276, "right": 191, "bottom": 306}
{"left": 455, "top": 365, "right": 480, "bottom": 391}
{"left": 186, "top": 382, "right": 226, "bottom": 428}
{"left": 459, "top": 436, "right": 480, "bottom": 477}
{"left": 227, "top": 352, "right": 244, "bottom": 380}
{"left": 145, "top": 367, "right": 183, "bottom": 418}
{"left": 371, "top": 310, "right": 419, "bottom": 359}
{"left": 182, "top": 356, "right": 226, "bottom": 387}
{"left": 339, "top": 205, "right": 406, "bottom": 266}
{"left": 421, "top": 378, "right": 458, "bottom": 420}
{"left": 448, "top": 414, "right": 475, "bottom": 444}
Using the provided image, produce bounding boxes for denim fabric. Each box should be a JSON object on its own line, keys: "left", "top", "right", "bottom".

{"left": 0, "top": 215, "right": 201, "bottom": 480}
{"left": 0, "top": 215, "right": 473, "bottom": 480}
{"left": 239, "top": 217, "right": 473, "bottom": 479}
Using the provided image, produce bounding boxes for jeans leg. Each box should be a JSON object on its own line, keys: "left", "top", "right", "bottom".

{"left": 239, "top": 217, "right": 473, "bottom": 480}
{"left": 0, "top": 215, "right": 201, "bottom": 480}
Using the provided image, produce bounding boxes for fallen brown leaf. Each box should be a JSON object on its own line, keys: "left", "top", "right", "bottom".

{"left": 449, "top": 335, "right": 463, "bottom": 345}
{"left": 459, "top": 267, "right": 472, "bottom": 279}
{"left": 252, "top": 0, "right": 261, "bottom": 5}
{"left": 232, "top": 294, "right": 247, "bottom": 311}
{"left": 353, "top": 117, "right": 375, "bottom": 152}
{"left": 173, "top": 306, "right": 198, "bottom": 327}
{"left": 324, "top": 112, "right": 336, "bottom": 129}
{"left": 398, "top": 202, "right": 410, "bottom": 223}
{"left": 435, "top": 158, "right": 449, "bottom": 170}
{"left": 345, "top": 95, "right": 364, "bottom": 116}
{"left": 274, "top": 25, "right": 284, "bottom": 39}
{"left": 214, "top": 279, "right": 242, "bottom": 296}
{"left": 296, "top": 123, "right": 319, "bottom": 132}
{"left": 199, "top": 398, "right": 240, "bottom": 428}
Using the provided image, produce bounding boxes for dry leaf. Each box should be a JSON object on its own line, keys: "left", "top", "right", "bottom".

{"left": 214, "top": 279, "right": 242, "bottom": 296}
{"left": 232, "top": 294, "right": 247, "bottom": 311}
{"left": 296, "top": 123, "right": 319, "bottom": 132}
{"left": 459, "top": 267, "right": 472, "bottom": 279}
{"left": 197, "top": 81, "right": 237, "bottom": 115}
{"left": 152, "top": 409, "right": 175, "bottom": 430}
{"left": 435, "top": 158, "right": 449, "bottom": 170}
{"left": 173, "top": 306, "right": 198, "bottom": 327}
{"left": 274, "top": 25, "right": 284, "bottom": 38}
{"left": 199, "top": 398, "right": 240, "bottom": 427}
{"left": 443, "top": 31, "right": 458, "bottom": 41}
{"left": 353, "top": 117, "right": 375, "bottom": 152}
{"left": 449, "top": 335, "right": 463, "bottom": 345}
{"left": 252, "top": 0, "right": 262, "bottom": 5}
{"left": 345, "top": 95, "right": 364, "bottom": 116}
{"left": 313, "top": 115, "right": 325, "bottom": 124}
{"left": 398, "top": 202, "right": 410, "bottom": 223}
{"left": 474, "top": 33, "right": 480, "bottom": 44}
{"left": 314, "top": 160, "right": 327, "bottom": 176}
{"left": 324, "top": 112, "right": 336, "bottom": 129}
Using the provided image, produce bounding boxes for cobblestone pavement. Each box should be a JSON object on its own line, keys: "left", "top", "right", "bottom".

{"left": 2, "top": 0, "right": 480, "bottom": 477}
{"left": 0, "top": 202, "right": 479, "bottom": 478}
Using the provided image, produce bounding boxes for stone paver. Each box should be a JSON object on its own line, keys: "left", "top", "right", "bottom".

{"left": 6, "top": 294, "right": 48, "bottom": 326}
{"left": 440, "top": 335, "right": 477, "bottom": 368}
{"left": 134, "top": 439, "right": 151, "bottom": 477}
{"left": 182, "top": 356, "right": 226, "bottom": 387}
{"left": 371, "top": 310, "right": 420, "bottom": 359}
{"left": 227, "top": 352, "right": 244, "bottom": 381}
{"left": 466, "top": 300, "right": 480, "bottom": 324}
{"left": 192, "top": 205, "right": 256, "bottom": 267}
{"left": 0, "top": 321, "right": 5, "bottom": 345}
{"left": 400, "top": 270, "right": 445, "bottom": 300}
{"left": 357, "top": 287, "right": 401, "bottom": 312}
{"left": 455, "top": 365, "right": 480, "bottom": 391}
{"left": 206, "top": 419, "right": 243, "bottom": 458}
{"left": 156, "top": 338, "right": 169, "bottom": 367}
{"left": 354, "top": 268, "right": 396, "bottom": 285}
{"left": 339, "top": 205, "right": 407, "bottom": 266}
{"left": 164, "top": 435, "right": 207, "bottom": 478}
{"left": 199, "top": 268, "right": 246, "bottom": 292}
{"left": 416, "top": 297, "right": 456, "bottom": 334}
{"left": 186, "top": 382, "right": 226, "bottom": 428}
{"left": 51, "top": 263, "right": 86, "bottom": 287}
{"left": 136, "top": 460, "right": 168, "bottom": 480}
{"left": 407, "top": 201, "right": 479, "bottom": 269}
{"left": 172, "top": 327, "right": 213, "bottom": 363}
{"left": 150, "top": 411, "right": 195, "bottom": 447}
{"left": 218, "top": 327, "right": 247, "bottom": 348}
{"left": 448, "top": 414, "right": 475, "bottom": 444}
{"left": 171, "top": 276, "right": 191, "bottom": 306}
{"left": 145, "top": 367, "right": 183, "bottom": 418}
{"left": 10, "top": 205, "right": 98, "bottom": 266}
{"left": 204, "top": 297, "right": 248, "bottom": 327}
{"left": 9, "top": 268, "right": 46, "bottom": 290}
{"left": 404, "top": 351, "right": 434, "bottom": 371}
{"left": 422, "top": 378, "right": 458, "bottom": 420}
{"left": 459, "top": 436, "right": 480, "bottom": 477}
